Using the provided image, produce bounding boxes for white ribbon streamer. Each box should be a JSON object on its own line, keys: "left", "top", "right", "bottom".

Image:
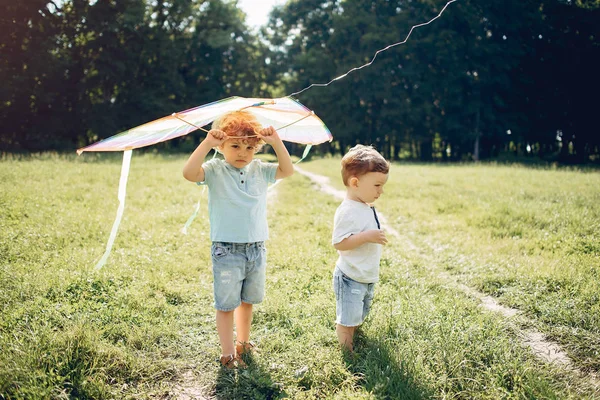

{"left": 181, "top": 195, "right": 202, "bottom": 235}
{"left": 94, "top": 149, "right": 132, "bottom": 270}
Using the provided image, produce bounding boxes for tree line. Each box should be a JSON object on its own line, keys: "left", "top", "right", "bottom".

{"left": 1, "top": 0, "right": 599, "bottom": 162}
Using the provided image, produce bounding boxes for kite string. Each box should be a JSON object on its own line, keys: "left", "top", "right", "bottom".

{"left": 287, "top": 0, "right": 458, "bottom": 98}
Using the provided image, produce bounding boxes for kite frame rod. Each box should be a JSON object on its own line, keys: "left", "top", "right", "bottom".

{"left": 173, "top": 106, "right": 313, "bottom": 140}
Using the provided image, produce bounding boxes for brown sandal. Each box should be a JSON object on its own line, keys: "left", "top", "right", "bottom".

{"left": 219, "top": 354, "right": 247, "bottom": 369}
{"left": 235, "top": 341, "right": 257, "bottom": 356}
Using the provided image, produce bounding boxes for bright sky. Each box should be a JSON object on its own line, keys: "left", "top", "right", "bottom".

{"left": 237, "top": 0, "right": 285, "bottom": 28}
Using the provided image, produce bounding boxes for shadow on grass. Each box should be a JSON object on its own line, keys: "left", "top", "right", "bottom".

{"left": 214, "top": 353, "right": 286, "bottom": 400}
{"left": 346, "top": 331, "right": 432, "bottom": 400}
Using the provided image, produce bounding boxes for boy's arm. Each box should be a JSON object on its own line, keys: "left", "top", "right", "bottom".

{"left": 258, "top": 126, "right": 294, "bottom": 179}
{"left": 334, "top": 230, "right": 387, "bottom": 251}
{"left": 272, "top": 140, "right": 294, "bottom": 179}
{"left": 182, "top": 130, "right": 226, "bottom": 182}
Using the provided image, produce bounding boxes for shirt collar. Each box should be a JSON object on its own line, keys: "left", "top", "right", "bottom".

{"left": 344, "top": 198, "right": 371, "bottom": 208}
{"left": 224, "top": 160, "right": 252, "bottom": 173}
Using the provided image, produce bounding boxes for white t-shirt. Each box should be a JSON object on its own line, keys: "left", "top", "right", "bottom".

{"left": 332, "top": 199, "right": 383, "bottom": 283}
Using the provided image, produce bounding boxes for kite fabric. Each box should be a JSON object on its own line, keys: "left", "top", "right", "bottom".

{"left": 77, "top": 96, "right": 332, "bottom": 154}
{"left": 79, "top": 96, "right": 331, "bottom": 270}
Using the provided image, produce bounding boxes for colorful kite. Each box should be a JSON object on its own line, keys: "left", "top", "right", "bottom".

{"left": 77, "top": 96, "right": 332, "bottom": 154}
{"left": 79, "top": 96, "right": 332, "bottom": 269}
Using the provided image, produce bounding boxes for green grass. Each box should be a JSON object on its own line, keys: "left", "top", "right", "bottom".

{"left": 301, "top": 158, "right": 600, "bottom": 375}
{"left": 1, "top": 153, "right": 599, "bottom": 399}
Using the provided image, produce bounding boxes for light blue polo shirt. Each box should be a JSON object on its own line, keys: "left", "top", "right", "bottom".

{"left": 199, "top": 158, "right": 278, "bottom": 243}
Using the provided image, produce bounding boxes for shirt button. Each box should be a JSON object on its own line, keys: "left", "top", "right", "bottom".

{"left": 240, "top": 172, "right": 243, "bottom": 175}
{"left": 241, "top": 180, "right": 244, "bottom": 183}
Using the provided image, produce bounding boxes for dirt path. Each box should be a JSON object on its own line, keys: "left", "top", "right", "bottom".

{"left": 295, "top": 165, "right": 600, "bottom": 389}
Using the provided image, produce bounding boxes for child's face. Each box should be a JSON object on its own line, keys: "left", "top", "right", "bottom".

{"left": 219, "top": 139, "right": 258, "bottom": 168}
{"left": 348, "top": 172, "right": 389, "bottom": 204}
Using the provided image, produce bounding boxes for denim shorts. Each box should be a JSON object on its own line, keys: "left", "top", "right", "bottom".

{"left": 333, "top": 266, "right": 375, "bottom": 327}
{"left": 211, "top": 241, "right": 266, "bottom": 311}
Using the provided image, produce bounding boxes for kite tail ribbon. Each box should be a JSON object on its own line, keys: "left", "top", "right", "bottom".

{"left": 295, "top": 144, "right": 313, "bottom": 164}
{"left": 181, "top": 192, "right": 202, "bottom": 235}
{"left": 95, "top": 150, "right": 132, "bottom": 270}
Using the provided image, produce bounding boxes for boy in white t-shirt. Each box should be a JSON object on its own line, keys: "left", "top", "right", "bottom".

{"left": 332, "top": 145, "right": 390, "bottom": 352}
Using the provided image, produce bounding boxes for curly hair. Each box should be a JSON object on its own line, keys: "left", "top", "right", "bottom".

{"left": 341, "top": 145, "right": 390, "bottom": 186}
{"left": 212, "top": 110, "right": 265, "bottom": 149}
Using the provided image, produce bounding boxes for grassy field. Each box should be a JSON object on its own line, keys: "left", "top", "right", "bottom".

{"left": 1, "top": 153, "right": 599, "bottom": 399}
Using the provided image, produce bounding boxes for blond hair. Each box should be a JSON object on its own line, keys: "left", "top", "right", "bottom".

{"left": 341, "top": 145, "right": 389, "bottom": 186}
{"left": 213, "top": 110, "right": 265, "bottom": 149}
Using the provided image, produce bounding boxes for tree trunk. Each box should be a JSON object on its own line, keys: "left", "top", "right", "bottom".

{"left": 559, "top": 134, "right": 570, "bottom": 162}
{"left": 473, "top": 108, "right": 481, "bottom": 161}
{"left": 420, "top": 140, "right": 433, "bottom": 162}
{"left": 338, "top": 139, "right": 346, "bottom": 156}
{"left": 574, "top": 135, "right": 588, "bottom": 163}
{"left": 442, "top": 142, "right": 449, "bottom": 161}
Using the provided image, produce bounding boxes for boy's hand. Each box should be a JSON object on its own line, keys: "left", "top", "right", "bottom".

{"left": 204, "top": 129, "right": 228, "bottom": 147}
{"left": 363, "top": 229, "right": 388, "bottom": 245}
{"left": 256, "top": 126, "right": 281, "bottom": 145}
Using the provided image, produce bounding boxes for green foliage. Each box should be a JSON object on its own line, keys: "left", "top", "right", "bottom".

{"left": 266, "top": 0, "right": 600, "bottom": 162}
{"left": 2, "top": 0, "right": 599, "bottom": 162}
{"left": 0, "top": 0, "right": 272, "bottom": 152}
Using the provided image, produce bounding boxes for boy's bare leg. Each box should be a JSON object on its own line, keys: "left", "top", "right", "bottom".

{"left": 234, "top": 302, "right": 253, "bottom": 351}
{"left": 336, "top": 324, "right": 356, "bottom": 352}
{"left": 216, "top": 310, "right": 235, "bottom": 356}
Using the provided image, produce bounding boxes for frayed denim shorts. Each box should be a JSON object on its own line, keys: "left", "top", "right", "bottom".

{"left": 333, "top": 266, "right": 375, "bottom": 327}
{"left": 211, "top": 241, "right": 266, "bottom": 312}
